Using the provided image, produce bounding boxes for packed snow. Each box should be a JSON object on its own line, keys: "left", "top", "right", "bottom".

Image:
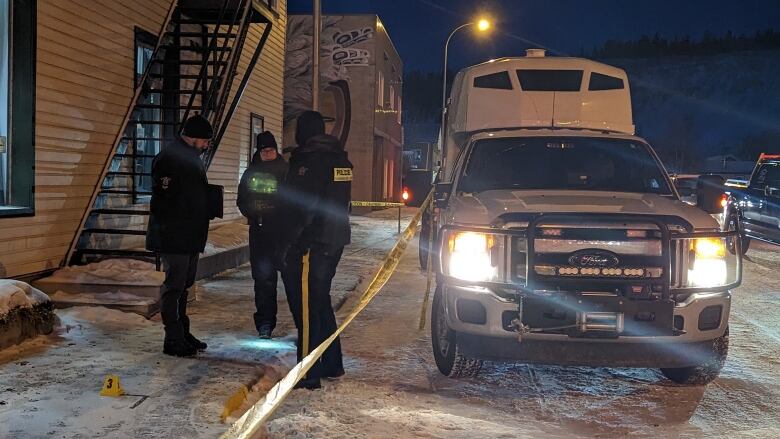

{"left": 203, "top": 221, "right": 250, "bottom": 256}
{"left": 37, "top": 259, "right": 163, "bottom": 287}
{"left": 0, "top": 280, "right": 50, "bottom": 317}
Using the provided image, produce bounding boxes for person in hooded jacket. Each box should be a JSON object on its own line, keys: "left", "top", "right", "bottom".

{"left": 277, "top": 111, "right": 352, "bottom": 390}
{"left": 237, "top": 131, "right": 288, "bottom": 339}
{"left": 146, "top": 114, "right": 217, "bottom": 358}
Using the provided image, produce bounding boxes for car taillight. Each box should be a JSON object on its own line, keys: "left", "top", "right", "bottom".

{"left": 719, "top": 194, "right": 728, "bottom": 209}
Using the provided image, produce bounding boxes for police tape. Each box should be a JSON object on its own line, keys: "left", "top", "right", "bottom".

{"left": 220, "top": 191, "right": 433, "bottom": 439}
{"left": 350, "top": 201, "right": 406, "bottom": 207}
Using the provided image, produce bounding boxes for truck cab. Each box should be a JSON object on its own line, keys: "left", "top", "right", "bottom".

{"left": 725, "top": 153, "right": 780, "bottom": 253}
{"left": 427, "top": 51, "right": 742, "bottom": 385}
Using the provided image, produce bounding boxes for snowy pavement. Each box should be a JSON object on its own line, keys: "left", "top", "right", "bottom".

{"left": 1, "top": 210, "right": 779, "bottom": 438}
{"left": 0, "top": 208, "right": 414, "bottom": 439}
{"left": 265, "top": 243, "right": 780, "bottom": 438}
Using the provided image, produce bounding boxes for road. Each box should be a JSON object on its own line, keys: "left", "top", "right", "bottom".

{"left": 266, "top": 240, "right": 780, "bottom": 438}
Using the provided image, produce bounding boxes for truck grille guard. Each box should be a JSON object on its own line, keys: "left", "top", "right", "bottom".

{"left": 439, "top": 212, "right": 743, "bottom": 297}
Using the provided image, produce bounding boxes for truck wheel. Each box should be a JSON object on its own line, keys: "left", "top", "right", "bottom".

{"left": 431, "top": 285, "right": 483, "bottom": 378}
{"left": 660, "top": 327, "right": 729, "bottom": 385}
{"left": 727, "top": 216, "right": 750, "bottom": 256}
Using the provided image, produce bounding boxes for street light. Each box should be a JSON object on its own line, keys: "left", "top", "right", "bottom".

{"left": 440, "top": 17, "right": 492, "bottom": 164}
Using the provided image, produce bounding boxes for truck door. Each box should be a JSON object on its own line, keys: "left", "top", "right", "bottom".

{"left": 761, "top": 163, "right": 780, "bottom": 242}
{"left": 744, "top": 163, "right": 776, "bottom": 240}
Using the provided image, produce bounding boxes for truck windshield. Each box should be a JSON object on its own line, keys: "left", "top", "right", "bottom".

{"left": 459, "top": 137, "right": 672, "bottom": 195}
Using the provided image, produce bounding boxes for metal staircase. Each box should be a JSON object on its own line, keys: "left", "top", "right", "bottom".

{"left": 65, "top": 0, "right": 275, "bottom": 267}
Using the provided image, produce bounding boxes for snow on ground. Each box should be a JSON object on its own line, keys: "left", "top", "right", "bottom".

{"left": 36, "top": 259, "right": 164, "bottom": 287}
{"left": 0, "top": 280, "right": 50, "bottom": 317}
{"left": 0, "top": 208, "right": 411, "bottom": 438}
{"left": 203, "top": 221, "right": 251, "bottom": 256}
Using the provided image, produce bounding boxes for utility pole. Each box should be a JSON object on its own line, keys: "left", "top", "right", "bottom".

{"left": 312, "top": 0, "right": 321, "bottom": 111}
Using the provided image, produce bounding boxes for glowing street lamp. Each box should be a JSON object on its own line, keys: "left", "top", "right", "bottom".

{"left": 441, "top": 17, "right": 492, "bottom": 162}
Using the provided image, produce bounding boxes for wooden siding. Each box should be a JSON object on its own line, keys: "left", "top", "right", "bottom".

{"left": 0, "top": 0, "right": 287, "bottom": 278}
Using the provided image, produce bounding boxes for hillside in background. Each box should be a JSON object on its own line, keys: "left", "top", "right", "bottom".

{"left": 607, "top": 50, "right": 780, "bottom": 172}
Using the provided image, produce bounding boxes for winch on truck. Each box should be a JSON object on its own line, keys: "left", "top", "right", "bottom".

{"left": 424, "top": 50, "right": 743, "bottom": 385}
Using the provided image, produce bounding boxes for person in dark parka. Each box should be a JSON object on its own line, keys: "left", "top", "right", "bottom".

{"left": 146, "top": 115, "right": 216, "bottom": 358}
{"left": 237, "top": 131, "right": 288, "bottom": 339}
{"left": 277, "top": 111, "right": 353, "bottom": 390}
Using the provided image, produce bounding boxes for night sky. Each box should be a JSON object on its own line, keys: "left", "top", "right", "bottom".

{"left": 288, "top": 0, "right": 780, "bottom": 73}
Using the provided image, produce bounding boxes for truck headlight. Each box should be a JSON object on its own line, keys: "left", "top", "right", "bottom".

{"left": 688, "top": 238, "right": 728, "bottom": 288}
{"left": 444, "top": 231, "right": 498, "bottom": 282}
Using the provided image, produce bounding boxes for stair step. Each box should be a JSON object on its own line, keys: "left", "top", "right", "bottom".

{"left": 131, "top": 120, "right": 181, "bottom": 125}
{"left": 83, "top": 228, "right": 148, "bottom": 236}
{"left": 162, "top": 45, "right": 232, "bottom": 52}
{"left": 176, "top": 17, "right": 243, "bottom": 25}
{"left": 167, "top": 31, "right": 237, "bottom": 38}
{"left": 113, "top": 154, "right": 157, "bottom": 159}
{"left": 133, "top": 104, "right": 201, "bottom": 110}
{"left": 148, "top": 74, "right": 222, "bottom": 80}
{"left": 106, "top": 171, "right": 151, "bottom": 177}
{"left": 76, "top": 249, "right": 156, "bottom": 258}
{"left": 142, "top": 89, "right": 207, "bottom": 94}
{"left": 151, "top": 59, "right": 227, "bottom": 66}
{"left": 100, "top": 189, "right": 153, "bottom": 195}
{"left": 90, "top": 209, "right": 151, "bottom": 216}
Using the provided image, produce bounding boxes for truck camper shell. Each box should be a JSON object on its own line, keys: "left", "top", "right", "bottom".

{"left": 443, "top": 51, "right": 635, "bottom": 175}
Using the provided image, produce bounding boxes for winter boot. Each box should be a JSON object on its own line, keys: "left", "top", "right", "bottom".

{"left": 293, "top": 377, "right": 322, "bottom": 390}
{"left": 185, "top": 333, "right": 208, "bottom": 351}
{"left": 163, "top": 338, "right": 197, "bottom": 357}
{"left": 258, "top": 324, "right": 273, "bottom": 339}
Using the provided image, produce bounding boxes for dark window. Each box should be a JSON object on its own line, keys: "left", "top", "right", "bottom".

{"left": 516, "top": 69, "right": 583, "bottom": 92}
{"left": 133, "top": 28, "right": 160, "bottom": 201}
{"left": 459, "top": 137, "right": 672, "bottom": 195}
{"left": 473, "top": 71, "right": 513, "bottom": 90}
{"left": 1, "top": 0, "right": 36, "bottom": 217}
{"left": 752, "top": 163, "right": 780, "bottom": 188}
{"left": 589, "top": 72, "right": 625, "bottom": 91}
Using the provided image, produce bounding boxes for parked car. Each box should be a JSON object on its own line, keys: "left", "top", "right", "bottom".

{"left": 724, "top": 153, "right": 780, "bottom": 254}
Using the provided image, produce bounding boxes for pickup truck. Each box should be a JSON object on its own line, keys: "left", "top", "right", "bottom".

{"left": 724, "top": 153, "right": 780, "bottom": 253}
{"left": 426, "top": 52, "right": 742, "bottom": 386}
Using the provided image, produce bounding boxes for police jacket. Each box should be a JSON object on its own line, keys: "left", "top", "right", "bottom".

{"left": 236, "top": 153, "right": 288, "bottom": 227}
{"left": 282, "top": 134, "right": 352, "bottom": 248}
{"left": 146, "top": 138, "right": 211, "bottom": 254}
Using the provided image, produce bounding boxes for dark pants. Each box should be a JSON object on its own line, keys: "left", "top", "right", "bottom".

{"left": 250, "top": 224, "right": 279, "bottom": 333}
{"left": 281, "top": 243, "right": 344, "bottom": 381}
{"left": 160, "top": 252, "right": 199, "bottom": 340}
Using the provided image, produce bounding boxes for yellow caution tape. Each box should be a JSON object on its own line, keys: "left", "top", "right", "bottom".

{"left": 350, "top": 201, "right": 406, "bottom": 207}
{"left": 220, "top": 191, "right": 433, "bottom": 439}
{"left": 418, "top": 203, "right": 435, "bottom": 330}
{"left": 302, "top": 251, "right": 310, "bottom": 356}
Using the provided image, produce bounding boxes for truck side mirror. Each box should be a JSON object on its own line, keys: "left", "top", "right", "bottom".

{"left": 696, "top": 175, "right": 726, "bottom": 214}
{"left": 434, "top": 182, "right": 453, "bottom": 208}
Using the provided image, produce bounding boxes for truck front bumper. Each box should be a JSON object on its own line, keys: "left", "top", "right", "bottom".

{"left": 443, "top": 284, "right": 731, "bottom": 368}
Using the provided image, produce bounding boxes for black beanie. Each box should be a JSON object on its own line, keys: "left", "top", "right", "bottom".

{"left": 182, "top": 115, "right": 214, "bottom": 139}
{"left": 256, "top": 131, "right": 278, "bottom": 151}
{"left": 295, "top": 111, "right": 325, "bottom": 146}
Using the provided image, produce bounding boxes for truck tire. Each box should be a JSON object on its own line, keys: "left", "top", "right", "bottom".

{"left": 660, "top": 327, "right": 729, "bottom": 385}
{"left": 431, "top": 285, "right": 483, "bottom": 378}
{"left": 727, "top": 216, "right": 750, "bottom": 256}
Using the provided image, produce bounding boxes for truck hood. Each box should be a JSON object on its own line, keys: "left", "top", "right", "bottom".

{"left": 447, "top": 190, "right": 719, "bottom": 230}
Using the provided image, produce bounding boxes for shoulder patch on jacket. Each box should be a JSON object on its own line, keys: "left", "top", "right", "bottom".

{"left": 333, "top": 168, "right": 353, "bottom": 182}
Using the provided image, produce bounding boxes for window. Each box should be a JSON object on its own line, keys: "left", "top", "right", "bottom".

{"left": 516, "top": 69, "right": 583, "bottom": 92}
{"left": 249, "top": 113, "right": 265, "bottom": 162}
{"left": 473, "top": 71, "right": 513, "bottom": 90}
{"left": 133, "top": 28, "right": 160, "bottom": 200}
{"left": 389, "top": 84, "right": 395, "bottom": 110}
{"left": 752, "top": 163, "right": 780, "bottom": 189}
{"left": 1, "top": 0, "right": 35, "bottom": 216}
{"left": 377, "top": 70, "right": 385, "bottom": 108}
{"left": 589, "top": 72, "right": 625, "bottom": 91}
{"left": 459, "top": 137, "right": 672, "bottom": 195}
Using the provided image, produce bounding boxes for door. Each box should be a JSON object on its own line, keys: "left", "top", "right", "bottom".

{"left": 744, "top": 163, "right": 777, "bottom": 240}
{"left": 760, "top": 163, "right": 780, "bottom": 242}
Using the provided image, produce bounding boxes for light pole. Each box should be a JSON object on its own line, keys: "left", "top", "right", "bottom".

{"left": 440, "top": 18, "right": 491, "bottom": 165}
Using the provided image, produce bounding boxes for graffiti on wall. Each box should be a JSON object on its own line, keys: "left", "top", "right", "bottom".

{"left": 284, "top": 17, "right": 375, "bottom": 147}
